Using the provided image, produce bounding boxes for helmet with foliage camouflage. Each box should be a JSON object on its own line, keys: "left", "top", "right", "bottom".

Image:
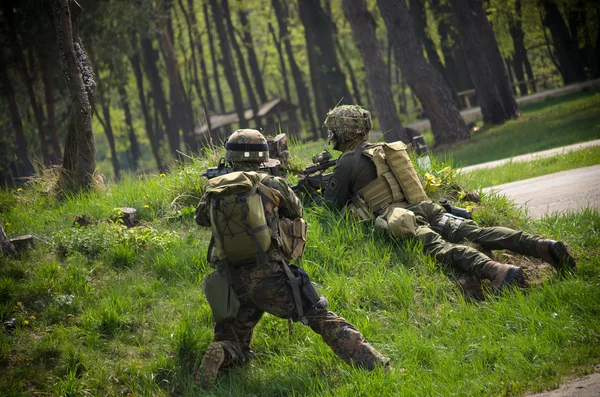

{"left": 225, "top": 129, "right": 269, "bottom": 163}
{"left": 324, "top": 105, "right": 372, "bottom": 144}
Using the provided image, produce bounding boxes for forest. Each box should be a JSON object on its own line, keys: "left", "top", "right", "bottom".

{"left": 0, "top": 0, "right": 598, "bottom": 190}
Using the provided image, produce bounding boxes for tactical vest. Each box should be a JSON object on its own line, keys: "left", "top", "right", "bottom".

{"left": 346, "top": 141, "right": 429, "bottom": 220}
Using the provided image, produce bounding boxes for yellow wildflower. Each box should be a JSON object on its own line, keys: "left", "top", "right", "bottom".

{"left": 17, "top": 188, "right": 22, "bottom": 192}
{"left": 24, "top": 320, "right": 29, "bottom": 325}
{"left": 144, "top": 204, "right": 150, "bottom": 208}
{"left": 160, "top": 173, "right": 166, "bottom": 177}
{"left": 30, "top": 315, "right": 36, "bottom": 319}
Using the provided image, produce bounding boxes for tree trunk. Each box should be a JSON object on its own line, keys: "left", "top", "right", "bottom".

{"left": 203, "top": 1, "right": 226, "bottom": 113}
{"left": 118, "top": 86, "right": 140, "bottom": 171}
{"left": 0, "top": 54, "right": 35, "bottom": 178}
{"left": 222, "top": 0, "right": 259, "bottom": 119}
{"left": 298, "top": 0, "right": 354, "bottom": 119}
{"left": 378, "top": 0, "right": 469, "bottom": 145}
{"left": 273, "top": 0, "right": 317, "bottom": 136}
{"left": 209, "top": 0, "right": 247, "bottom": 128}
{"left": 178, "top": 0, "right": 205, "bottom": 109}
{"left": 449, "top": 0, "right": 520, "bottom": 124}
{"left": 4, "top": 3, "right": 50, "bottom": 164}
{"left": 238, "top": 9, "right": 268, "bottom": 104}
{"left": 539, "top": 0, "right": 587, "bottom": 84}
{"left": 129, "top": 37, "right": 165, "bottom": 172}
{"left": 342, "top": 0, "right": 409, "bottom": 143}
{"left": 97, "top": 103, "right": 121, "bottom": 180}
{"left": 141, "top": 37, "right": 179, "bottom": 155}
{"left": 38, "top": 46, "right": 62, "bottom": 162}
{"left": 409, "top": 0, "right": 450, "bottom": 89}
{"left": 48, "top": 0, "right": 97, "bottom": 190}
{"left": 159, "top": 27, "right": 197, "bottom": 153}
{"left": 509, "top": 0, "right": 529, "bottom": 96}
{"left": 187, "top": 0, "right": 215, "bottom": 114}
{"left": 335, "top": 39, "right": 363, "bottom": 107}
{"left": 268, "top": 22, "right": 291, "bottom": 100}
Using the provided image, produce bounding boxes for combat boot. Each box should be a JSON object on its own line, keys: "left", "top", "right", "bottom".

{"left": 195, "top": 342, "right": 225, "bottom": 389}
{"left": 536, "top": 239, "right": 576, "bottom": 271}
{"left": 481, "top": 261, "right": 523, "bottom": 294}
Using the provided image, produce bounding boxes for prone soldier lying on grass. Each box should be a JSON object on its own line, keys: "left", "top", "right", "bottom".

{"left": 320, "top": 105, "right": 576, "bottom": 295}
{"left": 194, "top": 129, "right": 389, "bottom": 389}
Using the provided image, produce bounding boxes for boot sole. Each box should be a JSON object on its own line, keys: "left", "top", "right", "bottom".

{"left": 495, "top": 266, "right": 523, "bottom": 295}
{"left": 195, "top": 343, "right": 225, "bottom": 389}
{"left": 550, "top": 241, "right": 576, "bottom": 271}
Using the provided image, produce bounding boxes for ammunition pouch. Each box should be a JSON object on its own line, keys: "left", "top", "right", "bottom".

{"left": 277, "top": 217, "right": 308, "bottom": 260}
{"left": 202, "top": 263, "right": 241, "bottom": 323}
{"left": 345, "top": 194, "right": 376, "bottom": 221}
{"left": 433, "top": 213, "right": 465, "bottom": 243}
{"left": 374, "top": 203, "right": 417, "bottom": 238}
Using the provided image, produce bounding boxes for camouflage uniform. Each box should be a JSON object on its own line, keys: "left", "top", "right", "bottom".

{"left": 196, "top": 159, "right": 388, "bottom": 375}
{"left": 323, "top": 105, "right": 574, "bottom": 283}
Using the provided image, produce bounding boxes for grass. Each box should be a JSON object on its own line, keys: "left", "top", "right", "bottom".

{"left": 460, "top": 146, "right": 600, "bottom": 189}
{"left": 433, "top": 89, "right": 600, "bottom": 167}
{"left": 1, "top": 92, "right": 599, "bottom": 396}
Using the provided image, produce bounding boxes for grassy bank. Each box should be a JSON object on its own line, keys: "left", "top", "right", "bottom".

{"left": 433, "top": 89, "right": 600, "bottom": 167}
{"left": 460, "top": 146, "right": 600, "bottom": 189}
{"left": 1, "top": 144, "right": 599, "bottom": 396}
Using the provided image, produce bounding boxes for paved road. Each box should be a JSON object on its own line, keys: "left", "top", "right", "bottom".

{"left": 526, "top": 371, "right": 600, "bottom": 397}
{"left": 483, "top": 165, "right": 600, "bottom": 219}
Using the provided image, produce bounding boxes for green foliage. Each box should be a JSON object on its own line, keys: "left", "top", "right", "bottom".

{"left": 52, "top": 222, "right": 179, "bottom": 259}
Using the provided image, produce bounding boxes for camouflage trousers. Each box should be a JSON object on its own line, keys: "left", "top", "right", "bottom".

{"left": 212, "top": 252, "right": 388, "bottom": 370}
{"left": 406, "top": 201, "right": 541, "bottom": 275}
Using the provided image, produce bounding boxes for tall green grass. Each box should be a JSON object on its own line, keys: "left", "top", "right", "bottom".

{"left": 1, "top": 98, "right": 599, "bottom": 396}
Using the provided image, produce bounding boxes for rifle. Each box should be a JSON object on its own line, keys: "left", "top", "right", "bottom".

{"left": 202, "top": 157, "right": 281, "bottom": 179}
{"left": 291, "top": 150, "right": 337, "bottom": 199}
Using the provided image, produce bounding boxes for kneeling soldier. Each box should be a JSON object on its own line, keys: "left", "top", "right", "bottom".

{"left": 321, "top": 105, "right": 576, "bottom": 294}
{"left": 194, "top": 129, "right": 389, "bottom": 388}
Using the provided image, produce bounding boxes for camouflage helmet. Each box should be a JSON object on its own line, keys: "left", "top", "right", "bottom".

{"left": 225, "top": 129, "right": 269, "bottom": 163}
{"left": 324, "top": 105, "right": 372, "bottom": 143}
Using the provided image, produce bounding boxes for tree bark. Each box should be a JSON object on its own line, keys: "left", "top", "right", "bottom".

{"left": 203, "top": 1, "right": 226, "bottom": 113}
{"left": 129, "top": 37, "right": 165, "bottom": 172}
{"left": 38, "top": 46, "right": 62, "bottom": 162}
{"left": 0, "top": 54, "right": 35, "bottom": 178}
{"left": 539, "top": 0, "right": 587, "bottom": 85}
{"left": 378, "top": 0, "right": 469, "bottom": 145}
{"left": 209, "top": 0, "right": 247, "bottom": 128}
{"left": 238, "top": 8, "right": 268, "bottom": 104}
{"left": 178, "top": 0, "right": 205, "bottom": 109}
{"left": 273, "top": 0, "right": 317, "bottom": 136}
{"left": 342, "top": 0, "right": 409, "bottom": 143}
{"left": 449, "top": 0, "right": 520, "bottom": 124}
{"left": 118, "top": 86, "right": 140, "bottom": 171}
{"left": 48, "top": 0, "right": 97, "bottom": 190}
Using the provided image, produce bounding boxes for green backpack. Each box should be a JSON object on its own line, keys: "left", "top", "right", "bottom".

{"left": 204, "top": 171, "right": 278, "bottom": 265}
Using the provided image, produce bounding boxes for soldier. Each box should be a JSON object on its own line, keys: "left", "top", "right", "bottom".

{"left": 194, "top": 129, "right": 389, "bottom": 389}
{"left": 322, "top": 105, "right": 576, "bottom": 293}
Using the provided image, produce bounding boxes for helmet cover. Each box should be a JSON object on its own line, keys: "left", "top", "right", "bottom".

{"left": 324, "top": 105, "right": 372, "bottom": 143}
{"left": 225, "top": 129, "right": 270, "bottom": 163}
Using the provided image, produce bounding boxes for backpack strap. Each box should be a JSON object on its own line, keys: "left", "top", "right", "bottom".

{"left": 280, "top": 259, "right": 307, "bottom": 324}
{"left": 225, "top": 260, "right": 248, "bottom": 299}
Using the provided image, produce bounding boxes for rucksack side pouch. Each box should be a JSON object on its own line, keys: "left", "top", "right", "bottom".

{"left": 375, "top": 204, "right": 417, "bottom": 238}
{"left": 202, "top": 265, "right": 240, "bottom": 323}
{"left": 277, "top": 217, "right": 308, "bottom": 260}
